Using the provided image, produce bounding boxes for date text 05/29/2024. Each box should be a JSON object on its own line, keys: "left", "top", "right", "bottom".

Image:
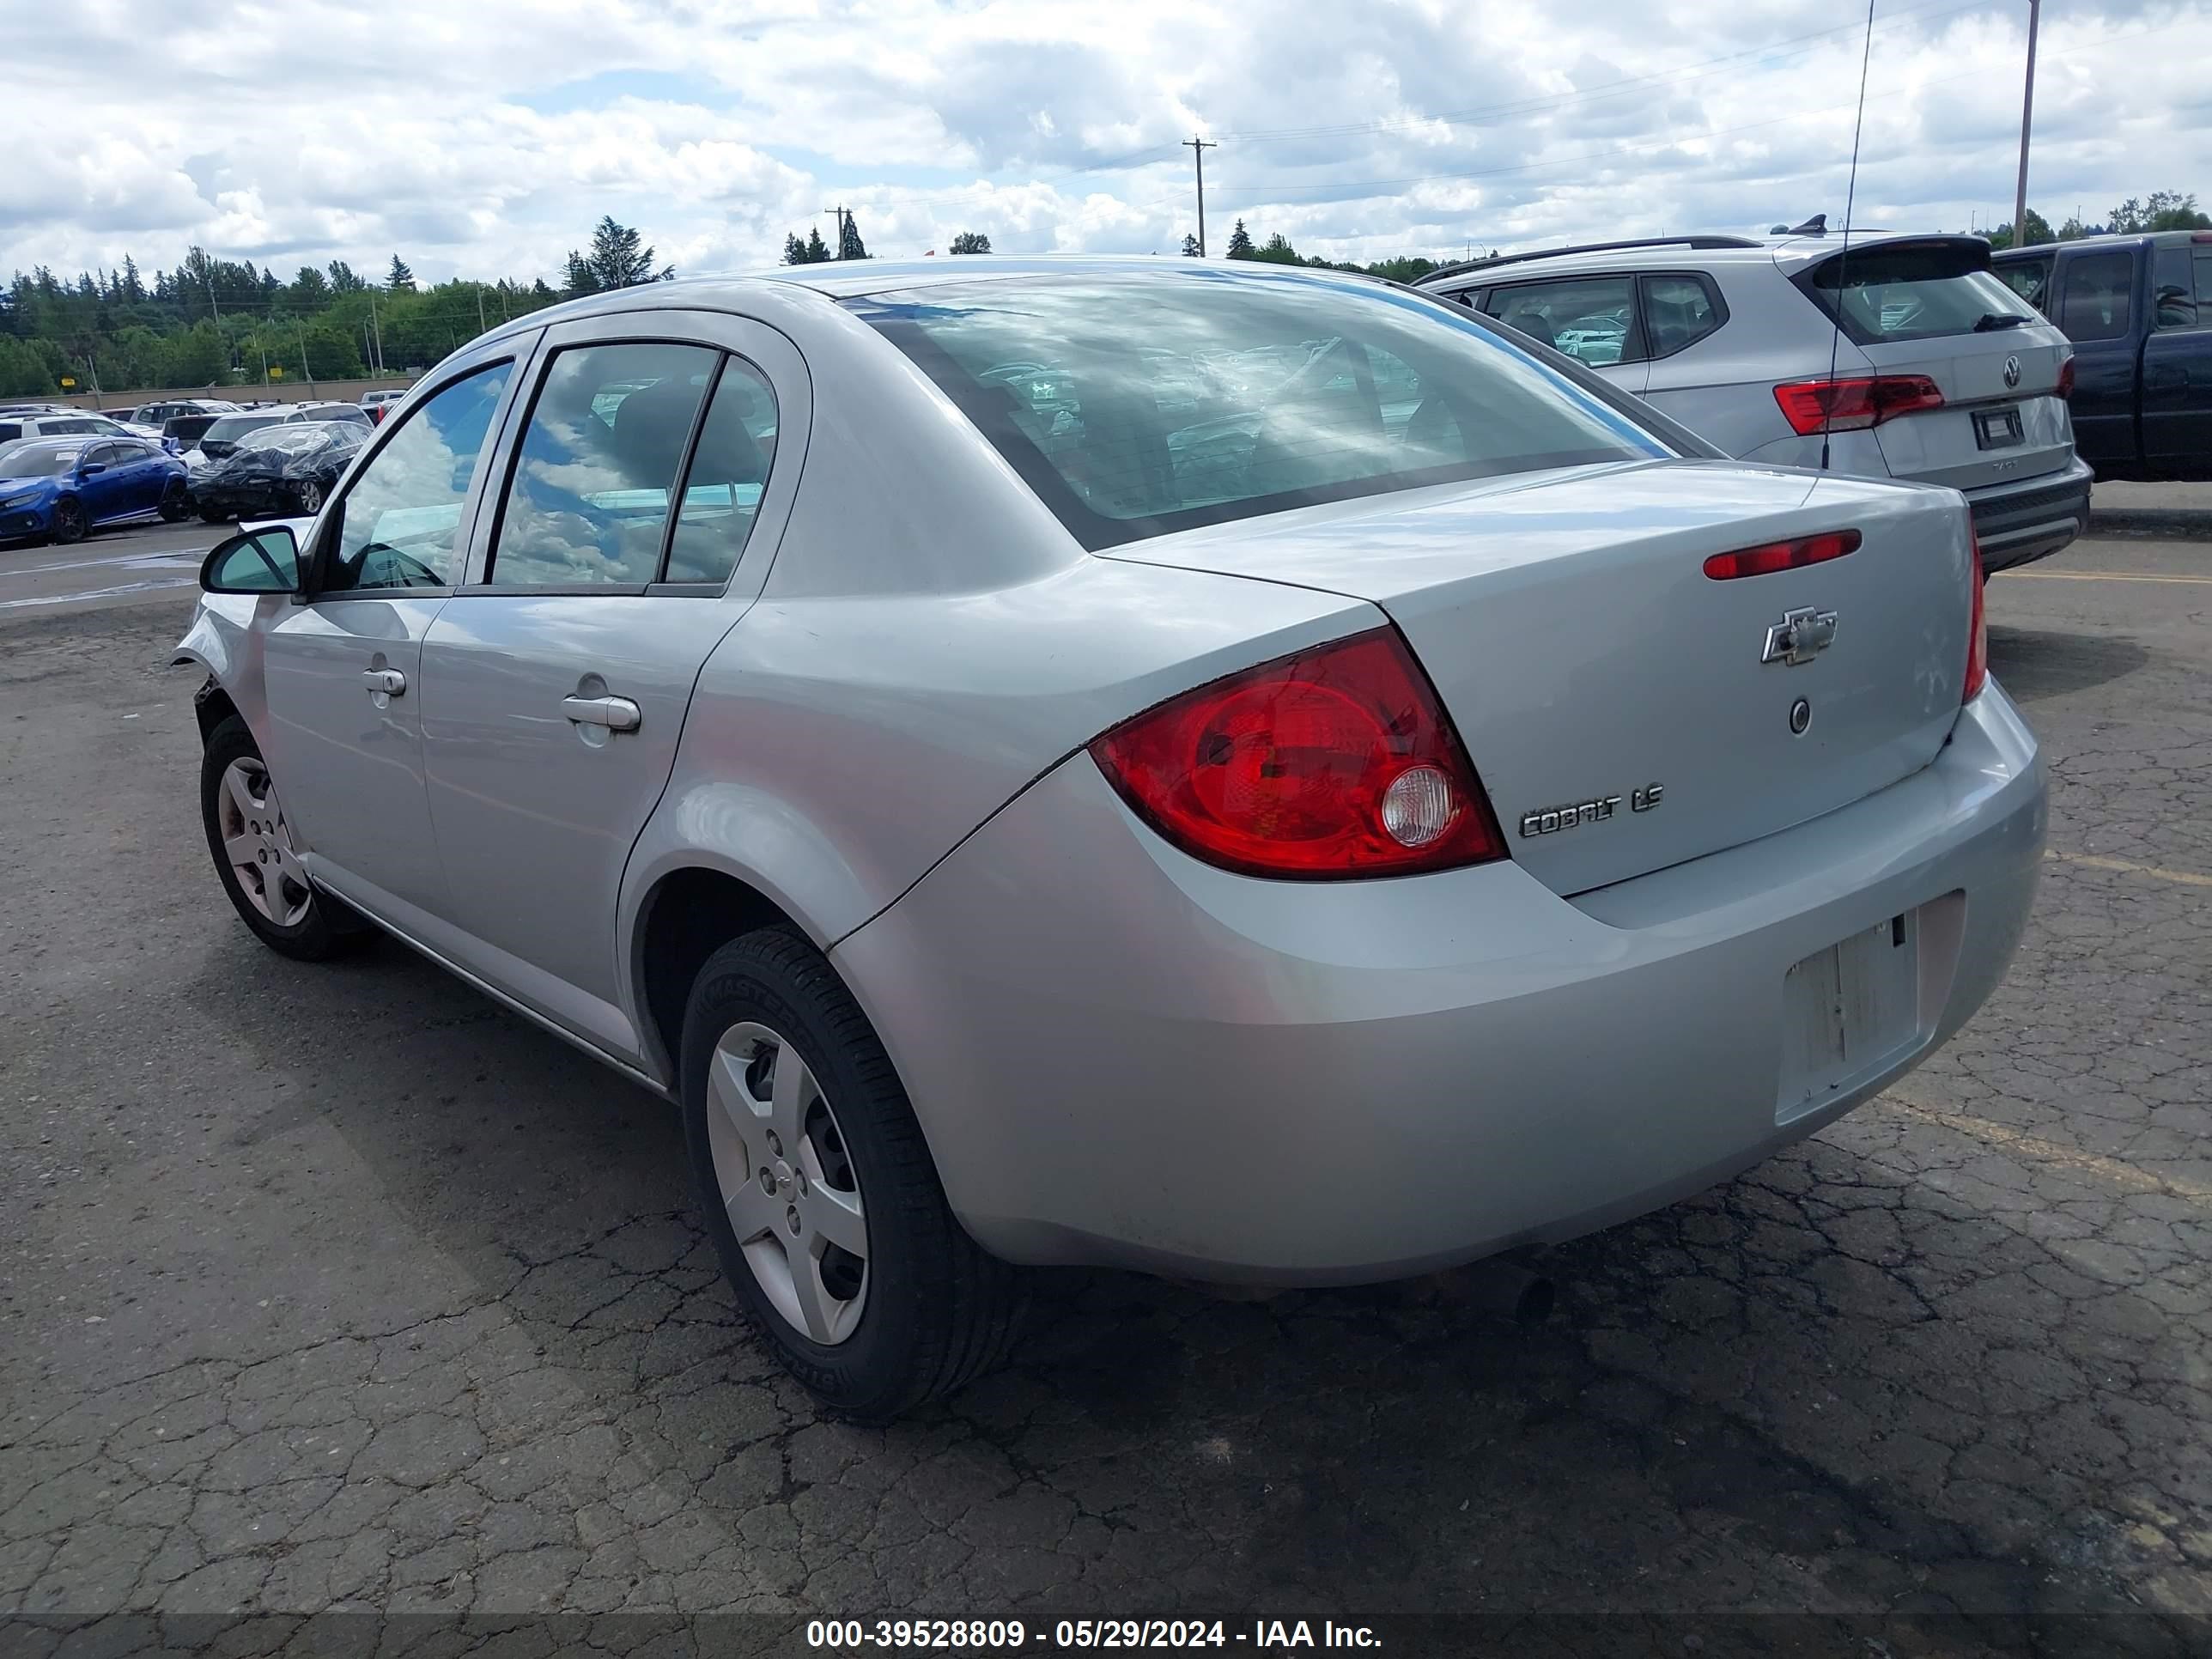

{"left": 806, "top": 1620, "right": 1382, "bottom": 1649}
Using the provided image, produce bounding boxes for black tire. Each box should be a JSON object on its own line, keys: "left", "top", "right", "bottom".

{"left": 200, "top": 714, "right": 368, "bottom": 961}
{"left": 681, "top": 927, "right": 1022, "bottom": 1419}
{"left": 50, "top": 496, "right": 86, "bottom": 544}
{"left": 199, "top": 506, "right": 230, "bottom": 525}
{"left": 296, "top": 481, "right": 324, "bottom": 513}
{"left": 158, "top": 479, "right": 191, "bottom": 522}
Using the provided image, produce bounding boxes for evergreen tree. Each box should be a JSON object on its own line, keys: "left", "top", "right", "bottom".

{"left": 783, "top": 233, "right": 810, "bottom": 266}
{"left": 118, "top": 255, "right": 144, "bottom": 303}
{"left": 1224, "top": 219, "right": 1255, "bottom": 258}
{"left": 579, "top": 216, "right": 672, "bottom": 289}
{"left": 805, "top": 227, "right": 831, "bottom": 264}
{"left": 949, "top": 231, "right": 991, "bottom": 254}
{"left": 386, "top": 255, "right": 416, "bottom": 292}
{"left": 530, "top": 277, "right": 556, "bottom": 301}
{"left": 327, "top": 259, "right": 365, "bottom": 293}
{"left": 837, "top": 210, "right": 868, "bottom": 260}
{"left": 562, "top": 249, "right": 598, "bottom": 296}
{"left": 1181, "top": 234, "right": 1200, "bottom": 258}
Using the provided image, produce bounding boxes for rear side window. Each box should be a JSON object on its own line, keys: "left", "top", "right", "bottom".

{"left": 1996, "top": 258, "right": 2052, "bottom": 317}
{"left": 1640, "top": 275, "right": 1723, "bottom": 357}
{"left": 1483, "top": 276, "right": 1638, "bottom": 366}
{"left": 489, "top": 342, "right": 720, "bottom": 587}
{"left": 664, "top": 357, "right": 779, "bottom": 586}
{"left": 1800, "top": 241, "right": 2038, "bottom": 343}
{"left": 0, "top": 423, "right": 21, "bottom": 445}
{"left": 2154, "top": 245, "right": 2199, "bottom": 329}
{"left": 857, "top": 274, "right": 1666, "bottom": 551}
{"left": 2058, "top": 252, "right": 2136, "bottom": 342}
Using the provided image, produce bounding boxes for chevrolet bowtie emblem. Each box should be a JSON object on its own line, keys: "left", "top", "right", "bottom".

{"left": 1761, "top": 605, "right": 1838, "bottom": 666}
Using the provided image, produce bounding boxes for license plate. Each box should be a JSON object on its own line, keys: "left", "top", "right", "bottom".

{"left": 1777, "top": 912, "right": 1923, "bottom": 1122}
{"left": 1973, "top": 405, "right": 2025, "bottom": 450}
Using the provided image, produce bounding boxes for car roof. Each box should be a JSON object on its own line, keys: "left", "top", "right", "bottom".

{"left": 1994, "top": 229, "right": 2212, "bottom": 257}
{"left": 1418, "top": 228, "right": 1982, "bottom": 286}
{"left": 468, "top": 256, "right": 1418, "bottom": 345}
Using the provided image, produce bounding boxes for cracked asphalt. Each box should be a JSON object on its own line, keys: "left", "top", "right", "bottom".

{"left": 3, "top": 527, "right": 2209, "bottom": 1656}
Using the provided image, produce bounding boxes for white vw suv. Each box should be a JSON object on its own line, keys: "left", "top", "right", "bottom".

{"left": 1417, "top": 224, "right": 2093, "bottom": 571}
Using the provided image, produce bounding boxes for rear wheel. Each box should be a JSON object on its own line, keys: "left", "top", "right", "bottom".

{"left": 681, "top": 927, "right": 1022, "bottom": 1419}
{"left": 199, "top": 506, "right": 230, "bottom": 525}
{"left": 296, "top": 480, "right": 324, "bottom": 514}
{"left": 158, "top": 478, "right": 191, "bottom": 521}
{"left": 200, "top": 714, "right": 366, "bottom": 961}
{"left": 49, "top": 497, "right": 86, "bottom": 544}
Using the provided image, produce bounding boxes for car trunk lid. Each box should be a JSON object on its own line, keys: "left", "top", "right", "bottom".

{"left": 1099, "top": 460, "right": 1974, "bottom": 895}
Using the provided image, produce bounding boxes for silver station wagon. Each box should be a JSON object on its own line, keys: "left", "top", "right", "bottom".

{"left": 177, "top": 260, "right": 2045, "bottom": 1417}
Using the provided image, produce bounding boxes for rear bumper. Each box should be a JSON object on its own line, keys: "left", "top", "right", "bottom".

{"left": 834, "top": 685, "right": 2046, "bottom": 1284}
{"left": 1965, "top": 457, "right": 2094, "bottom": 572}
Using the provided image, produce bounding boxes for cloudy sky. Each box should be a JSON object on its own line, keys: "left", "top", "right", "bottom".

{"left": 7, "top": 0, "right": 2209, "bottom": 287}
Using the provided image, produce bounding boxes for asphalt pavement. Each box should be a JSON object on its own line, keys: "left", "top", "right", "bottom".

{"left": 3, "top": 513, "right": 2209, "bottom": 1656}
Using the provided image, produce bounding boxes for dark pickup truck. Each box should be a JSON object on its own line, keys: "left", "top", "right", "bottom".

{"left": 1993, "top": 231, "right": 2212, "bottom": 480}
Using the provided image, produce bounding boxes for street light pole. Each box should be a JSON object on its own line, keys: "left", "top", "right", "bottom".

{"left": 1183, "top": 136, "right": 1218, "bottom": 256}
{"left": 2012, "top": 0, "right": 2040, "bottom": 244}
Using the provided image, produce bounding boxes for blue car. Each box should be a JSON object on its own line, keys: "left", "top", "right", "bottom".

{"left": 0, "top": 436, "right": 191, "bottom": 544}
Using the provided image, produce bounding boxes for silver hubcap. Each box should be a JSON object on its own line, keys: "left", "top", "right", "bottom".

{"left": 706, "top": 1022, "right": 869, "bottom": 1344}
{"left": 217, "top": 758, "right": 312, "bottom": 927}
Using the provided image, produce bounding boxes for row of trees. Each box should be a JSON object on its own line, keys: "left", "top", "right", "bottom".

{"left": 1983, "top": 191, "right": 2211, "bottom": 251}
{"left": 6, "top": 191, "right": 2205, "bottom": 398}
{"left": 0, "top": 217, "right": 672, "bottom": 398}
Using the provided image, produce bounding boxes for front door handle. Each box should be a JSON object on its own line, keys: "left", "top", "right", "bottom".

{"left": 362, "top": 667, "right": 407, "bottom": 697}
{"left": 562, "top": 694, "right": 641, "bottom": 732}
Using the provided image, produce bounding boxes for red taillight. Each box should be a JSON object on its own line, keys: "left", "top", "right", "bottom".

{"left": 1772, "top": 375, "right": 1945, "bottom": 435}
{"left": 1090, "top": 629, "right": 1506, "bottom": 879}
{"left": 1703, "top": 528, "right": 1861, "bottom": 581}
{"left": 2057, "top": 357, "right": 2075, "bottom": 401}
{"left": 1964, "top": 527, "right": 1988, "bottom": 702}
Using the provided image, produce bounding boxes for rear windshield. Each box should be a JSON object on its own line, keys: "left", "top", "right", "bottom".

{"left": 854, "top": 272, "right": 1668, "bottom": 550}
{"left": 204, "top": 414, "right": 287, "bottom": 443}
{"left": 165, "top": 415, "right": 219, "bottom": 441}
{"left": 1798, "top": 241, "right": 2039, "bottom": 344}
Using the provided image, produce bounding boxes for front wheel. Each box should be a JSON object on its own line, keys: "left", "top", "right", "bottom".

{"left": 682, "top": 927, "right": 1022, "bottom": 1419}
{"left": 199, "top": 714, "right": 367, "bottom": 960}
{"left": 199, "top": 506, "right": 230, "bottom": 525}
{"left": 158, "top": 478, "right": 191, "bottom": 521}
{"left": 296, "top": 480, "right": 324, "bottom": 513}
{"left": 49, "top": 497, "right": 86, "bottom": 544}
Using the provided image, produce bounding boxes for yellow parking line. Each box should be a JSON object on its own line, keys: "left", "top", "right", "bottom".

{"left": 1876, "top": 1093, "right": 2212, "bottom": 1206}
{"left": 2007, "top": 570, "right": 2212, "bottom": 585}
{"left": 2047, "top": 850, "right": 2212, "bottom": 888}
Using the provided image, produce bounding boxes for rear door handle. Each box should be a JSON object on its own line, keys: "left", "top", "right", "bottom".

{"left": 562, "top": 694, "right": 641, "bottom": 732}
{"left": 362, "top": 667, "right": 407, "bottom": 697}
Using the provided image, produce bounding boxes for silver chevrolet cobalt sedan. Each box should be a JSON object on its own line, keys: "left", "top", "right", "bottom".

{"left": 177, "top": 259, "right": 2045, "bottom": 1417}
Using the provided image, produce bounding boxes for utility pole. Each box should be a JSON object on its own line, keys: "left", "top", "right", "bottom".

{"left": 1182, "top": 137, "right": 1218, "bottom": 256}
{"left": 476, "top": 287, "right": 487, "bottom": 336}
{"left": 2012, "top": 0, "right": 2040, "bottom": 244}
{"left": 296, "top": 318, "right": 318, "bottom": 398}
{"left": 368, "top": 289, "right": 383, "bottom": 373}
{"left": 824, "top": 206, "right": 847, "bottom": 258}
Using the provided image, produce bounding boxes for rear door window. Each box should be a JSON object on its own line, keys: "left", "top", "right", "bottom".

{"left": 1996, "top": 258, "right": 2053, "bottom": 317}
{"left": 487, "top": 342, "right": 720, "bottom": 587}
{"left": 1801, "top": 241, "right": 2039, "bottom": 343}
{"left": 2154, "top": 245, "right": 2199, "bottom": 329}
{"left": 1482, "top": 276, "right": 1639, "bottom": 366}
{"left": 1639, "top": 275, "right": 1723, "bottom": 357}
{"left": 663, "top": 356, "right": 779, "bottom": 586}
{"left": 2057, "top": 251, "right": 2136, "bottom": 342}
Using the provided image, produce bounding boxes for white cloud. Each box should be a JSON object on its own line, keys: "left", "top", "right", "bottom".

{"left": 3, "top": 0, "right": 2209, "bottom": 285}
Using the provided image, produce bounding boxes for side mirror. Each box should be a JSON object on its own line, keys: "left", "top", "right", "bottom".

{"left": 76, "top": 461, "right": 106, "bottom": 477}
{"left": 201, "top": 526, "right": 301, "bottom": 595}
